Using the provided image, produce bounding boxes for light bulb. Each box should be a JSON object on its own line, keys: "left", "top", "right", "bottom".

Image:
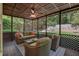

{"left": 30, "top": 14, "right": 36, "bottom": 18}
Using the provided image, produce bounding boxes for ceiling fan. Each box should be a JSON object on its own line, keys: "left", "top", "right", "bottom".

{"left": 30, "top": 8, "right": 37, "bottom": 18}
{"left": 25, "top": 4, "right": 43, "bottom": 18}
{"left": 29, "top": 4, "right": 43, "bottom": 18}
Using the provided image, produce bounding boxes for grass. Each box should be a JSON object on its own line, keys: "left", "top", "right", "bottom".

{"left": 3, "top": 29, "right": 18, "bottom": 32}
{"left": 3, "top": 29, "right": 79, "bottom": 36}
{"left": 61, "top": 31, "right": 74, "bottom": 35}
{"left": 38, "top": 31, "right": 74, "bottom": 35}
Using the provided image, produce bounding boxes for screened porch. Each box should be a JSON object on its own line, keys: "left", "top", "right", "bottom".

{"left": 3, "top": 3, "right": 79, "bottom": 56}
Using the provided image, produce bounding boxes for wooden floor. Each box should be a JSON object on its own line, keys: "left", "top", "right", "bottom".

{"left": 16, "top": 43, "right": 66, "bottom": 56}
{"left": 64, "top": 49, "right": 79, "bottom": 56}
{"left": 3, "top": 41, "right": 79, "bottom": 56}
{"left": 49, "top": 47, "right": 65, "bottom": 56}
{"left": 3, "top": 41, "right": 22, "bottom": 56}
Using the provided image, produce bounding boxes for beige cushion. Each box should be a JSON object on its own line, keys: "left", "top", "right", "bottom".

{"left": 23, "top": 37, "right": 52, "bottom": 56}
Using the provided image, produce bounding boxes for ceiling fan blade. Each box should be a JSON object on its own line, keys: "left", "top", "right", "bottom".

{"left": 31, "top": 9, "right": 35, "bottom": 13}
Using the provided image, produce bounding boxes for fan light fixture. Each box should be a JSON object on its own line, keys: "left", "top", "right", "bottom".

{"left": 30, "top": 14, "right": 36, "bottom": 18}
{"left": 30, "top": 8, "right": 36, "bottom": 18}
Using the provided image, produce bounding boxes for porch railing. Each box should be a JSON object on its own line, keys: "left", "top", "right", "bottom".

{"left": 60, "top": 34, "right": 79, "bottom": 51}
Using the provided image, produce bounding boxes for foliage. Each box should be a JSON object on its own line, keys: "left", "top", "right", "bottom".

{"left": 3, "top": 15, "right": 11, "bottom": 30}
{"left": 13, "top": 17, "right": 24, "bottom": 32}
{"left": 47, "top": 15, "right": 59, "bottom": 26}
{"left": 3, "top": 10, "right": 79, "bottom": 34}
{"left": 71, "top": 11, "right": 79, "bottom": 25}
{"left": 61, "top": 13, "right": 70, "bottom": 24}
{"left": 3, "top": 15, "right": 24, "bottom": 32}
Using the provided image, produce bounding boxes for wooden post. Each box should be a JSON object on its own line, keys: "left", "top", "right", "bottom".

{"left": 37, "top": 19, "right": 39, "bottom": 38}
{"left": 32, "top": 20, "right": 33, "bottom": 31}
{"left": 45, "top": 16, "right": 47, "bottom": 37}
{"left": 23, "top": 19, "right": 25, "bottom": 35}
{"left": 11, "top": 16, "right": 13, "bottom": 41}
{"left": 59, "top": 11, "right": 61, "bottom": 45}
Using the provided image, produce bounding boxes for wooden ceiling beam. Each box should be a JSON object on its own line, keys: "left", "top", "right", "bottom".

{"left": 4, "top": 13, "right": 32, "bottom": 20}
{"left": 38, "top": 4, "right": 49, "bottom": 14}
{"left": 34, "top": 4, "right": 79, "bottom": 19}
{"left": 11, "top": 3, "right": 16, "bottom": 15}
{"left": 52, "top": 3, "right": 59, "bottom": 11}
{"left": 68, "top": 3, "right": 71, "bottom": 8}
{"left": 3, "top": 3, "right": 79, "bottom": 20}
{"left": 19, "top": 4, "right": 33, "bottom": 14}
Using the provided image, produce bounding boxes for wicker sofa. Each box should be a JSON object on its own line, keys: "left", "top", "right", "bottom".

{"left": 23, "top": 37, "right": 52, "bottom": 56}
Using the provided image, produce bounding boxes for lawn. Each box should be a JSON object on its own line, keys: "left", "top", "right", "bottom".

{"left": 3, "top": 29, "right": 18, "bottom": 32}
{"left": 3, "top": 29, "right": 79, "bottom": 36}
{"left": 38, "top": 31, "right": 74, "bottom": 35}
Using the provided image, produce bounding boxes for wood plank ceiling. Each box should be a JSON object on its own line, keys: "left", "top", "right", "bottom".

{"left": 3, "top": 3, "right": 79, "bottom": 19}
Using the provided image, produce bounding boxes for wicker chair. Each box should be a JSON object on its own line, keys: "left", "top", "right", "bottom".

{"left": 51, "top": 35, "right": 60, "bottom": 51}
{"left": 15, "top": 32, "right": 24, "bottom": 44}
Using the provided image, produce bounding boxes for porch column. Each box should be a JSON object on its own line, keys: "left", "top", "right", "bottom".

{"left": 32, "top": 20, "right": 33, "bottom": 31}
{"left": 0, "top": 3, "right": 2, "bottom": 55}
{"left": 11, "top": 16, "right": 13, "bottom": 41}
{"left": 23, "top": 18, "right": 25, "bottom": 35}
{"left": 59, "top": 11, "right": 61, "bottom": 45}
{"left": 45, "top": 16, "right": 47, "bottom": 37}
{"left": 37, "top": 19, "right": 39, "bottom": 38}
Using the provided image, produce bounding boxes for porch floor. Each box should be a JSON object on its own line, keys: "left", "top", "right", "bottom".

{"left": 3, "top": 41, "right": 79, "bottom": 56}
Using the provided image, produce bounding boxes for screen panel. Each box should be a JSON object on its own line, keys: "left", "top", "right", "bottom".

{"left": 47, "top": 14, "right": 59, "bottom": 36}
{"left": 13, "top": 17, "right": 24, "bottom": 33}
{"left": 38, "top": 17, "right": 46, "bottom": 37}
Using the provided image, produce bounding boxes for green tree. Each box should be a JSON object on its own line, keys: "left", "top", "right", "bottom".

{"left": 71, "top": 10, "right": 79, "bottom": 25}
{"left": 47, "top": 15, "right": 59, "bottom": 26}
{"left": 3, "top": 15, "right": 11, "bottom": 30}
{"left": 61, "top": 13, "right": 70, "bottom": 24}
